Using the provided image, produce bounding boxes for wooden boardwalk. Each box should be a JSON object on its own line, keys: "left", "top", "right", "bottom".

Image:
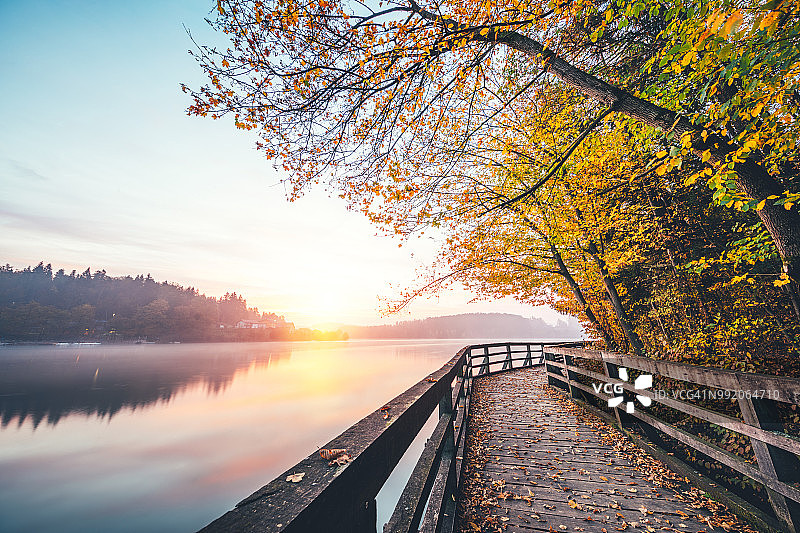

{"left": 458, "top": 368, "right": 752, "bottom": 533}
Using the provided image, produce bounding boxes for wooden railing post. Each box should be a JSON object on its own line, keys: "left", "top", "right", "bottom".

{"left": 602, "top": 355, "right": 630, "bottom": 429}
{"left": 502, "top": 343, "right": 512, "bottom": 371}
{"left": 351, "top": 499, "right": 378, "bottom": 533}
{"left": 558, "top": 352, "right": 579, "bottom": 399}
{"left": 457, "top": 359, "right": 466, "bottom": 407}
{"left": 524, "top": 344, "right": 533, "bottom": 367}
{"left": 543, "top": 349, "right": 566, "bottom": 391}
{"left": 738, "top": 394, "right": 800, "bottom": 533}
{"left": 465, "top": 347, "right": 473, "bottom": 395}
{"left": 439, "top": 379, "right": 454, "bottom": 419}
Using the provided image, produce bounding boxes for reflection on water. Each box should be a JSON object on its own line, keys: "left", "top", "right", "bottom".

{"left": 0, "top": 343, "right": 292, "bottom": 428}
{"left": 0, "top": 340, "right": 469, "bottom": 533}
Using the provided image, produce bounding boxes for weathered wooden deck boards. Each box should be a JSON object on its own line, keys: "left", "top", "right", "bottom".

{"left": 458, "top": 368, "right": 752, "bottom": 533}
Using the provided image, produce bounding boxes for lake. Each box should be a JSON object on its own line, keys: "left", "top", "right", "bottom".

{"left": 0, "top": 340, "right": 488, "bottom": 533}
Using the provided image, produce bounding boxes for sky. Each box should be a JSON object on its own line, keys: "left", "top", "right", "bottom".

{"left": 0, "top": 0, "right": 566, "bottom": 327}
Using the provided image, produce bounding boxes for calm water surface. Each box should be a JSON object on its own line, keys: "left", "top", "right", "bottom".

{"left": 0, "top": 340, "right": 477, "bottom": 533}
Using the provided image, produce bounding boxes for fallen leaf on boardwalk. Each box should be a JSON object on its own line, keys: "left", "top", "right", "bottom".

{"left": 319, "top": 448, "right": 347, "bottom": 460}
{"left": 627, "top": 488, "right": 638, "bottom": 492}
{"left": 328, "top": 454, "right": 352, "bottom": 466}
{"left": 521, "top": 489, "right": 534, "bottom": 506}
{"left": 600, "top": 476, "right": 609, "bottom": 482}
{"left": 568, "top": 499, "right": 579, "bottom": 509}
{"left": 285, "top": 472, "right": 305, "bottom": 482}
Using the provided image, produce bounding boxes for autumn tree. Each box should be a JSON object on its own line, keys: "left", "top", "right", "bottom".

{"left": 186, "top": 0, "right": 800, "bottom": 283}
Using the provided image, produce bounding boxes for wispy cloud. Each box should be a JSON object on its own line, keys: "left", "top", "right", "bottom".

{"left": 2, "top": 159, "right": 50, "bottom": 181}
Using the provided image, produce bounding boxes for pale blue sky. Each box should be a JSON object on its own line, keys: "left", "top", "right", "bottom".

{"left": 0, "top": 0, "right": 564, "bottom": 326}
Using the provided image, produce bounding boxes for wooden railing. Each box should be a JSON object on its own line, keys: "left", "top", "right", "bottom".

{"left": 544, "top": 346, "right": 800, "bottom": 533}
{"left": 198, "top": 341, "right": 564, "bottom": 533}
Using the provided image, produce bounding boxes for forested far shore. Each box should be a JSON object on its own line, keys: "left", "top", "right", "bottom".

{"left": 340, "top": 312, "right": 583, "bottom": 339}
{"left": 0, "top": 262, "right": 350, "bottom": 343}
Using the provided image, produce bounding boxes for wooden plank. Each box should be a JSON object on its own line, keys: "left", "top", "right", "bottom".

{"left": 489, "top": 498, "right": 712, "bottom": 532}
{"left": 485, "top": 484, "right": 706, "bottom": 517}
{"left": 481, "top": 462, "right": 656, "bottom": 479}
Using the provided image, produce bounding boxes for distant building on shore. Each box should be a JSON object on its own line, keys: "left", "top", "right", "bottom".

{"left": 235, "top": 319, "right": 295, "bottom": 330}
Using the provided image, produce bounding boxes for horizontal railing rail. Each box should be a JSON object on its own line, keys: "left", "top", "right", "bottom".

{"left": 544, "top": 346, "right": 800, "bottom": 533}
{"left": 198, "top": 341, "right": 571, "bottom": 533}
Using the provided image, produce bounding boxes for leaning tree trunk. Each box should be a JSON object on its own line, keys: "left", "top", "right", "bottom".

{"left": 584, "top": 240, "right": 646, "bottom": 355}
{"left": 549, "top": 242, "right": 619, "bottom": 350}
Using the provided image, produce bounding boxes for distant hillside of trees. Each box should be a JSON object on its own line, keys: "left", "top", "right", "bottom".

{"left": 343, "top": 313, "right": 583, "bottom": 339}
{"left": 0, "top": 262, "right": 295, "bottom": 342}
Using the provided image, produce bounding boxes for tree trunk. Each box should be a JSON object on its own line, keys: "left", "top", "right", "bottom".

{"left": 549, "top": 242, "right": 618, "bottom": 350}
{"left": 584, "top": 240, "right": 646, "bottom": 355}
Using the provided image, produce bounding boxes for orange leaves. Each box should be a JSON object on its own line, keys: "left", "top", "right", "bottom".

{"left": 318, "top": 448, "right": 347, "bottom": 460}
{"left": 758, "top": 10, "right": 782, "bottom": 32}
{"left": 719, "top": 10, "right": 743, "bottom": 38}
